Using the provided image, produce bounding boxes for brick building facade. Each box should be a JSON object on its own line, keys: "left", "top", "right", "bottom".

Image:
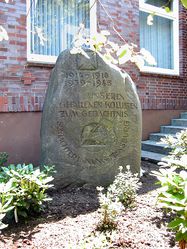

{"left": 0, "top": 0, "right": 187, "bottom": 163}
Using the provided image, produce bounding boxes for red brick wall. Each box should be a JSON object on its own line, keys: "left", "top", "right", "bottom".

{"left": 0, "top": 0, "right": 187, "bottom": 112}
{"left": 0, "top": 0, "right": 51, "bottom": 112}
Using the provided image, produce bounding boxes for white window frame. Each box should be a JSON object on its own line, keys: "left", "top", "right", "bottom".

{"left": 139, "top": 0, "right": 179, "bottom": 76}
{"left": 26, "top": 0, "right": 97, "bottom": 64}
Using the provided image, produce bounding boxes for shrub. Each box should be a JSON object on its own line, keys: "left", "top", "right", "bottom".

{"left": 97, "top": 186, "right": 123, "bottom": 230}
{"left": 154, "top": 130, "right": 187, "bottom": 249}
{"left": 153, "top": 167, "right": 187, "bottom": 249}
{"left": 160, "top": 129, "right": 187, "bottom": 169}
{"left": 0, "top": 152, "right": 8, "bottom": 166}
{"left": 0, "top": 164, "right": 55, "bottom": 229}
{"left": 108, "top": 165, "right": 141, "bottom": 208}
{"left": 97, "top": 165, "right": 141, "bottom": 230}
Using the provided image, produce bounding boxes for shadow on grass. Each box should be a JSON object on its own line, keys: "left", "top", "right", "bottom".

{"left": 138, "top": 160, "right": 160, "bottom": 195}
{"left": 150, "top": 211, "right": 177, "bottom": 248}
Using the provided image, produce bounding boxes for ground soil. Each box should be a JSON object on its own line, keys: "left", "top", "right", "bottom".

{"left": 0, "top": 161, "right": 180, "bottom": 249}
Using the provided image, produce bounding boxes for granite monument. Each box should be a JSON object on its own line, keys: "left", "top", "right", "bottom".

{"left": 41, "top": 49, "right": 142, "bottom": 187}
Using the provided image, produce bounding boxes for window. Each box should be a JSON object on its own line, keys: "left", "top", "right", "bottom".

{"left": 139, "top": 0, "right": 179, "bottom": 75}
{"left": 27, "top": 0, "right": 97, "bottom": 64}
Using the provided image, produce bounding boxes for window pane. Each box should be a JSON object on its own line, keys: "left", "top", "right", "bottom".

{"left": 144, "top": 0, "right": 172, "bottom": 9}
{"left": 30, "top": 0, "right": 90, "bottom": 56}
{"left": 140, "top": 11, "right": 174, "bottom": 69}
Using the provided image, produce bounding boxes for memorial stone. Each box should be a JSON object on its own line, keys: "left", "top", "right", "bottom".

{"left": 41, "top": 49, "right": 142, "bottom": 187}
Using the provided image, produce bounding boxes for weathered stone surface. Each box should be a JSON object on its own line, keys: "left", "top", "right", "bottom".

{"left": 41, "top": 49, "right": 142, "bottom": 187}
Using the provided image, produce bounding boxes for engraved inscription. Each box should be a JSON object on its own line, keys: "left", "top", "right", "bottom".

{"left": 61, "top": 100, "right": 137, "bottom": 109}
{"left": 81, "top": 122, "right": 108, "bottom": 146}
{"left": 56, "top": 70, "right": 137, "bottom": 165}
{"left": 59, "top": 110, "right": 128, "bottom": 119}
{"left": 57, "top": 121, "right": 80, "bottom": 161}
{"left": 64, "top": 71, "right": 113, "bottom": 88}
{"left": 81, "top": 121, "right": 117, "bottom": 146}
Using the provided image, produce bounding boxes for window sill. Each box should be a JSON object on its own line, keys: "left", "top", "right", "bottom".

{"left": 26, "top": 59, "right": 56, "bottom": 68}
{"left": 140, "top": 66, "right": 180, "bottom": 78}
{"left": 26, "top": 61, "right": 55, "bottom": 68}
{"left": 27, "top": 54, "right": 57, "bottom": 67}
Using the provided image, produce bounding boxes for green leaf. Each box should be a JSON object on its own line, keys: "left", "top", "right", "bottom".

{"left": 42, "top": 176, "right": 54, "bottom": 184}
{"left": 1, "top": 167, "right": 9, "bottom": 173}
{"left": 3, "top": 178, "right": 15, "bottom": 192}
{"left": 10, "top": 170, "right": 21, "bottom": 178}
{"left": 0, "top": 213, "right": 6, "bottom": 220}
{"left": 176, "top": 231, "right": 184, "bottom": 241}
{"left": 159, "top": 202, "right": 184, "bottom": 211}
{"left": 33, "top": 169, "right": 41, "bottom": 178}
{"left": 182, "top": 227, "right": 187, "bottom": 234}
{"left": 161, "top": 191, "right": 183, "bottom": 200}
{"left": 168, "top": 218, "right": 184, "bottom": 228}
{"left": 165, "top": 7, "right": 171, "bottom": 12}
{"left": 9, "top": 164, "right": 15, "bottom": 171}
{"left": 184, "top": 183, "right": 187, "bottom": 199}
{"left": 16, "top": 164, "right": 22, "bottom": 168}
{"left": 43, "top": 197, "right": 52, "bottom": 202}
{"left": 18, "top": 210, "right": 28, "bottom": 218}
{"left": 4, "top": 205, "right": 14, "bottom": 213}
{"left": 118, "top": 49, "right": 127, "bottom": 59}
{"left": 28, "top": 164, "right": 34, "bottom": 172}
{"left": 181, "top": 0, "right": 187, "bottom": 9}
{"left": 3, "top": 196, "right": 14, "bottom": 209}
{"left": 0, "top": 222, "right": 8, "bottom": 230}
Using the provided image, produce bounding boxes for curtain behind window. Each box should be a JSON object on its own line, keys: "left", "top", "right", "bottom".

{"left": 140, "top": 11, "right": 173, "bottom": 69}
{"left": 30, "top": 0, "right": 90, "bottom": 56}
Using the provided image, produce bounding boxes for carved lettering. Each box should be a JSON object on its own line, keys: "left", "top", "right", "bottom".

{"left": 61, "top": 100, "right": 137, "bottom": 109}
{"left": 57, "top": 71, "right": 135, "bottom": 162}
